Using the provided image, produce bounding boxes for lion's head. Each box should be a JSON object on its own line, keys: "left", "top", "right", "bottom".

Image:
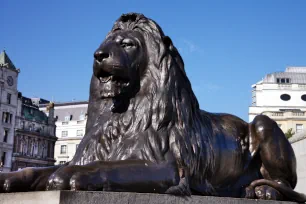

{"left": 91, "top": 13, "right": 191, "bottom": 112}
{"left": 78, "top": 13, "right": 213, "bottom": 180}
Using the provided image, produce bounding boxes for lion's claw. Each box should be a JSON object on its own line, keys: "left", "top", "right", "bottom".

{"left": 165, "top": 178, "right": 191, "bottom": 196}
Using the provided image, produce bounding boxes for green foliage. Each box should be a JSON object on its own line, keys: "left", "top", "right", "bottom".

{"left": 285, "top": 128, "right": 295, "bottom": 139}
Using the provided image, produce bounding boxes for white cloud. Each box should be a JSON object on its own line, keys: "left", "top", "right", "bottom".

{"left": 183, "top": 40, "right": 197, "bottom": 53}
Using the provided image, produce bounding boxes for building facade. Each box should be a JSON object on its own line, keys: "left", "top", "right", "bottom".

{"left": 0, "top": 50, "right": 20, "bottom": 172}
{"left": 12, "top": 96, "right": 57, "bottom": 171}
{"left": 289, "top": 133, "right": 306, "bottom": 194}
{"left": 249, "top": 67, "right": 306, "bottom": 134}
{"left": 40, "top": 101, "right": 88, "bottom": 165}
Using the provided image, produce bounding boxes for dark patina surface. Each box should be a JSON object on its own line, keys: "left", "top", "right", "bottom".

{"left": 0, "top": 13, "right": 305, "bottom": 203}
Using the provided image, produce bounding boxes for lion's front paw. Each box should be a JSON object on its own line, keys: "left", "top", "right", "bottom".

{"left": 46, "top": 173, "right": 70, "bottom": 190}
{"left": 244, "top": 185, "right": 283, "bottom": 200}
{"left": 244, "top": 186, "right": 256, "bottom": 199}
{"left": 165, "top": 177, "right": 191, "bottom": 196}
{"left": 46, "top": 165, "right": 80, "bottom": 190}
{"left": 0, "top": 172, "right": 29, "bottom": 192}
{"left": 255, "top": 185, "right": 283, "bottom": 200}
{"left": 69, "top": 171, "right": 107, "bottom": 191}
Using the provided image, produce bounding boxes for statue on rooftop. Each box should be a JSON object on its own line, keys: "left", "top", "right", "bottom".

{"left": 0, "top": 13, "right": 305, "bottom": 203}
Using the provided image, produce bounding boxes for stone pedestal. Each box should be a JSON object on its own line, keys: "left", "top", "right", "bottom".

{"left": 0, "top": 191, "right": 297, "bottom": 204}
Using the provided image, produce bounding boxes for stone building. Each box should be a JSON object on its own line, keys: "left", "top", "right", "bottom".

{"left": 40, "top": 101, "right": 88, "bottom": 165}
{"left": 249, "top": 67, "right": 306, "bottom": 134}
{"left": 0, "top": 50, "right": 20, "bottom": 172}
{"left": 11, "top": 95, "right": 57, "bottom": 171}
{"left": 249, "top": 66, "right": 306, "bottom": 194}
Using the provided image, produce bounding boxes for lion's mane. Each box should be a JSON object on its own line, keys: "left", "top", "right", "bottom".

{"left": 72, "top": 13, "right": 214, "bottom": 182}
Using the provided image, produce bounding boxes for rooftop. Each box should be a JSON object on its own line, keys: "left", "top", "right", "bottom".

{"left": 54, "top": 105, "right": 88, "bottom": 122}
{"left": 259, "top": 67, "right": 306, "bottom": 85}
{"left": 21, "top": 96, "right": 50, "bottom": 124}
{"left": 0, "top": 50, "right": 17, "bottom": 70}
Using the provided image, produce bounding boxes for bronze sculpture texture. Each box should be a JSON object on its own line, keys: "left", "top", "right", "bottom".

{"left": 0, "top": 13, "right": 305, "bottom": 203}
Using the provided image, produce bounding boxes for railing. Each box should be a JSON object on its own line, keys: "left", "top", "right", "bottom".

{"left": 292, "top": 112, "right": 305, "bottom": 116}
{"left": 278, "top": 84, "right": 292, "bottom": 89}
{"left": 271, "top": 112, "right": 284, "bottom": 116}
{"left": 298, "top": 84, "right": 306, "bottom": 89}
{"left": 268, "top": 112, "right": 306, "bottom": 117}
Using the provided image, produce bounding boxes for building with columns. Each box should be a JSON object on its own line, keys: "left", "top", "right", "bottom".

{"left": 0, "top": 50, "right": 20, "bottom": 172}
{"left": 40, "top": 101, "right": 88, "bottom": 165}
{"left": 249, "top": 67, "right": 306, "bottom": 134}
{"left": 11, "top": 95, "right": 57, "bottom": 171}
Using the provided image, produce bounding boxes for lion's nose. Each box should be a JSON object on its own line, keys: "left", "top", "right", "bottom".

{"left": 94, "top": 50, "right": 109, "bottom": 63}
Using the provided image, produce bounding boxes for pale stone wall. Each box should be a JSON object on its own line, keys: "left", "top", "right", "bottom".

{"left": 0, "top": 63, "right": 20, "bottom": 172}
{"left": 290, "top": 136, "right": 306, "bottom": 194}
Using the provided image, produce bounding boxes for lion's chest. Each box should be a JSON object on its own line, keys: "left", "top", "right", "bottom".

{"left": 106, "top": 136, "right": 151, "bottom": 161}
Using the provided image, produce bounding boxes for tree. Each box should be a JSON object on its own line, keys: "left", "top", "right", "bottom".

{"left": 285, "top": 128, "right": 295, "bottom": 139}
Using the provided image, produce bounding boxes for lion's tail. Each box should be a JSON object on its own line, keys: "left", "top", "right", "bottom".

{"left": 249, "top": 179, "right": 306, "bottom": 203}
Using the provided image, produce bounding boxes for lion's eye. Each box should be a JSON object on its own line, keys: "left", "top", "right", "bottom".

{"left": 121, "top": 39, "right": 134, "bottom": 48}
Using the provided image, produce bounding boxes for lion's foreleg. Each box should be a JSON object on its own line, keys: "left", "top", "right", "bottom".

{"left": 0, "top": 165, "right": 62, "bottom": 192}
{"left": 70, "top": 160, "right": 185, "bottom": 194}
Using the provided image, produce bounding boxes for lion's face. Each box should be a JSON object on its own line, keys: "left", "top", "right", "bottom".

{"left": 93, "top": 30, "right": 147, "bottom": 105}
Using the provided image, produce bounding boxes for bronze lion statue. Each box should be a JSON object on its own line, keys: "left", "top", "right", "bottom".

{"left": 0, "top": 13, "right": 305, "bottom": 202}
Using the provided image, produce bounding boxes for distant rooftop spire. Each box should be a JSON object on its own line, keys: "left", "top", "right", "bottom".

{"left": 0, "top": 50, "right": 17, "bottom": 69}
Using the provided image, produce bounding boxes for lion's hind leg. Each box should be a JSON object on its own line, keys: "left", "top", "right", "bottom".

{"left": 245, "top": 115, "right": 305, "bottom": 202}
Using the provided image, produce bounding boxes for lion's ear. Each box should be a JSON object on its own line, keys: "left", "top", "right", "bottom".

{"left": 163, "top": 36, "right": 174, "bottom": 50}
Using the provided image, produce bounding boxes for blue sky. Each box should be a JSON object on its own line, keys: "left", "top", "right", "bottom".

{"left": 1, "top": 1, "right": 306, "bottom": 121}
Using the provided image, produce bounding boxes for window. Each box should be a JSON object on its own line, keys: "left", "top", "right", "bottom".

{"left": 3, "top": 129, "right": 8, "bottom": 142}
{"left": 64, "top": 115, "right": 72, "bottom": 121}
{"left": 79, "top": 114, "right": 85, "bottom": 121}
{"left": 280, "top": 94, "right": 291, "bottom": 101}
{"left": 2, "top": 112, "right": 8, "bottom": 123}
{"left": 61, "top": 131, "right": 68, "bottom": 137}
{"left": 301, "top": 95, "right": 306, "bottom": 101}
{"left": 62, "top": 122, "right": 68, "bottom": 125}
{"left": 77, "top": 130, "right": 83, "bottom": 137}
{"left": 1, "top": 152, "right": 6, "bottom": 166}
{"left": 21, "top": 121, "right": 25, "bottom": 129}
{"left": 60, "top": 145, "right": 67, "bottom": 154}
{"left": 277, "top": 78, "right": 290, "bottom": 84}
{"left": 59, "top": 161, "right": 66, "bottom": 165}
{"left": 296, "top": 124, "right": 303, "bottom": 133}
{"left": 2, "top": 112, "right": 12, "bottom": 124}
{"left": 7, "top": 93, "right": 11, "bottom": 104}
{"left": 77, "top": 120, "right": 84, "bottom": 124}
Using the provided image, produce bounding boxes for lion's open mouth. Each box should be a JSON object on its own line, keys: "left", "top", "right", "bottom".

{"left": 98, "top": 70, "right": 130, "bottom": 99}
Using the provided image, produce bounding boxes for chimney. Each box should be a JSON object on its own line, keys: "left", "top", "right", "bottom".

{"left": 47, "top": 102, "right": 55, "bottom": 125}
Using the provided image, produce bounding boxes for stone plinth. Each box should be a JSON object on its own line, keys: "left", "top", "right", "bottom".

{"left": 0, "top": 191, "right": 297, "bottom": 204}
